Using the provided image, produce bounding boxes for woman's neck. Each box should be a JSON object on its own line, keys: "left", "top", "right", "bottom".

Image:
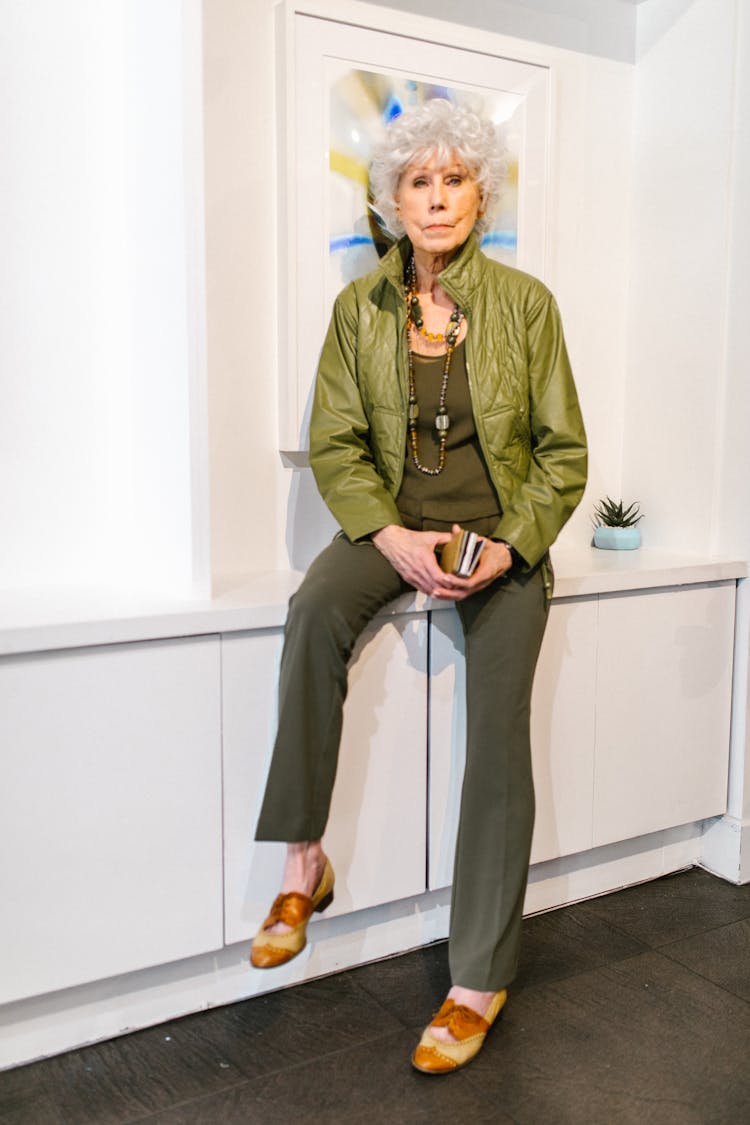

{"left": 412, "top": 248, "right": 457, "bottom": 293}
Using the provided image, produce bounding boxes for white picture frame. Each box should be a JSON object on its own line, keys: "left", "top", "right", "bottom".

{"left": 277, "top": 6, "right": 552, "bottom": 452}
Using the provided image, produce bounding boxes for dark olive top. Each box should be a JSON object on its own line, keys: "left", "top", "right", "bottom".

{"left": 396, "top": 340, "right": 502, "bottom": 536}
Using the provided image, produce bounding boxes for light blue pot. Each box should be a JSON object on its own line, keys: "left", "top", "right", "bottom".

{"left": 593, "top": 526, "right": 641, "bottom": 551}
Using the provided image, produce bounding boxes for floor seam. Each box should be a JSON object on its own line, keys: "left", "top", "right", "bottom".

{"left": 352, "top": 974, "right": 443, "bottom": 1030}
{"left": 573, "top": 904, "right": 748, "bottom": 952}
{"left": 650, "top": 915, "right": 750, "bottom": 951}
{"left": 512, "top": 945, "right": 653, "bottom": 995}
{"left": 571, "top": 904, "right": 669, "bottom": 949}
{"left": 115, "top": 1027, "right": 414, "bottom": 1124}
{"left": 656, "top": 948, "right": 750, "bottom": 1006}
{"left": 118, "top": 1076, "right": 253, "bottom": 1125}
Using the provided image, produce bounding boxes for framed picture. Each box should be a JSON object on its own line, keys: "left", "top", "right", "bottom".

{"left": 278, "top": 9, "right": 552, "bottom": 450}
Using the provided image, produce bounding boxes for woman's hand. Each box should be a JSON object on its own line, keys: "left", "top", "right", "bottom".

{"left": 371, "top": 525, "right": 455, "bottom": 597}
{"left": 446, "top": 528, "right": 513, "bottom": 601}
{"left": 371, "top": 524, "right": 514, "bottom": 600}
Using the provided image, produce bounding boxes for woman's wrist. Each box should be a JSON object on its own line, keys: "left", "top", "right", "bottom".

{"left": 371, "top": 524, "right": 400, "bottom": 552}
{"left": 495, "top": 539, "right": 516, "bottom": 567}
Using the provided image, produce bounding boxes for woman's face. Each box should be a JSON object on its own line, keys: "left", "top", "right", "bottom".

{"left": 395, "top": 152, "right": 482, "bottom": 260}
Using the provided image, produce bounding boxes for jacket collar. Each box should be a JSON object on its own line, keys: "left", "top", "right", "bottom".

{"left": 377, "top": 232, "right": 487, "bottom": 310}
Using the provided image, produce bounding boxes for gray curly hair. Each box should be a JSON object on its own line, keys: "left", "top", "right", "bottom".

{"left": 369, "top": 99, "right": 506, "bottom": 239}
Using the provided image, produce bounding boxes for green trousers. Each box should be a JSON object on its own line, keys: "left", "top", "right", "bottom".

{"left": 255, "top": 532, "right": 550, "bottom": 991}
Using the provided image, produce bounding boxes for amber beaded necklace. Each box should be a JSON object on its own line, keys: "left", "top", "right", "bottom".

{"left": 404, "top": 256, "right": 464, "bottom": 476}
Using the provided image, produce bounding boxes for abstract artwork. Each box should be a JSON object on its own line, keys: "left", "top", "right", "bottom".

{"left": 280, "top": 12, "right": 550, "bottom": 449}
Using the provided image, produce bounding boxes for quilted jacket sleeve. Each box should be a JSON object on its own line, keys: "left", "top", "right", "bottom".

{"left": 491, "top": 291, "right": 588, "bottom": 568}
{"left": 309, "top": 286, "right": 403, "bottom": 541}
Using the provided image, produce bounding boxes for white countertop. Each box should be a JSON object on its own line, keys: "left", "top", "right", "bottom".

{"left": 0, "top": 548, "right": 745, "bottom": 657}
{"left": 549, "top": 546, "right": 746, "bottom": 596}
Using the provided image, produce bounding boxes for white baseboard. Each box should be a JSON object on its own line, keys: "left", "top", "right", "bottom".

{"left": 699, "top": 814, "right": 750, "bottom": 884}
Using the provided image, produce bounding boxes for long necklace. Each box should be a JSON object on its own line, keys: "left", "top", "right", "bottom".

{"left": 404, "top": 257, "right": 464, "bottom": 476}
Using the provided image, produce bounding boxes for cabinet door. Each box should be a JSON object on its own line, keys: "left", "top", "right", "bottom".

{"left": 222, "top": 612, "right": 428, "bottom": 946}
{"left": 529, "top": 597, "right": 597, "bottom": 863}
{"left": 428, "top": 600, "right": 597, "bottom": 889}
{"left": 0, "top": 637, "right": 223, "bottom": 1004}
{"left": 593, "top": 582, "right": 735, "bottom": 846}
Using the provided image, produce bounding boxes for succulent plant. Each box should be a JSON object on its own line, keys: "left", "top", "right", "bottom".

{"left": 593, "top": 497, "right": 643, "bottom": 528}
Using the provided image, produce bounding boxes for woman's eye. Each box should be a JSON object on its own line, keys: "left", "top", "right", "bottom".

{"left": 446, "top": 176, "right": 463, "bottom": 186}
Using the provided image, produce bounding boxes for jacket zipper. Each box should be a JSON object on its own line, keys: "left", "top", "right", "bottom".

{"left": 392, "top": 299, "right": 410, "bottom": 499}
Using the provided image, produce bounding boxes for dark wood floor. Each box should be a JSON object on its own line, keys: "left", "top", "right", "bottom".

{"left": 2, "top": 867, "right": 749, "bottom": 1124}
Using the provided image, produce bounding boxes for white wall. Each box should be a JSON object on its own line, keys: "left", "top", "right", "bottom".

{"left": 719, "top": 2, "right": 750, "bottom": 842}
{"left": 624, "top": 0, "right": 750, "bottom": 878}
{"left": 202, "top": 0, "right": 283, "bottom": 583}
{"left": 366, "top": 0, "right": 640, "bottom": 62}
{"left": 0, "top": 0, "right": 209, "bottom": 595}
{"left": 709, "top": 0, "right": 750, "bottom": 858}
{"left": 713, "top": 0, "right": 750, "bottom": 569}
{"left": 622, "top": 0, "right": 737, "bottom": 552}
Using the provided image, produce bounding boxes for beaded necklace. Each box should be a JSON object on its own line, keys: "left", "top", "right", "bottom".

{"left": 404, "top": 256, "right": 464, "bottom": 476}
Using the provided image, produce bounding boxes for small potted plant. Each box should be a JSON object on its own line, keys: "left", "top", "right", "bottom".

{"left": 592, "top": 497, "right": 643, "bottom": 550}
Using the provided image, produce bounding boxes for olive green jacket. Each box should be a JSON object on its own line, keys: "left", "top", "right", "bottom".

{"left": 309, "top": 235, "right": 587, "bottom": 569}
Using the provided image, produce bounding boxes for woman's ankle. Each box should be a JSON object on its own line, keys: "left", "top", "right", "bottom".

{"left": 280, "top": 841, "right": 325, "bottom": 897}
{"left": 445, "top": 985, "right": 497, "bottom": 1017}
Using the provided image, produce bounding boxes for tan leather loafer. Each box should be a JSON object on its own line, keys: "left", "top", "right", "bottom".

{"left": 250, "top": 857, "right": 335, "bottom": 969}
{"left": 411, "top": 989, "right": 507, "bottom": 1074}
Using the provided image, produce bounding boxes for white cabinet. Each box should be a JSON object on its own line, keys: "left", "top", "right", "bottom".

{"left": 529, "top": 597, "right": 598, "bottom": 863}
{"left": 0, "top": 637, "right": 223, "bottom": 1005}
{"left": 222, "top": 612, "right": 428, "bottom": 946}
{"left": 593, "top": 583, "right": 735, "bottom": 846}
{"left": 0, "top": 563, "right": 741, "bottom": 1066}
{"left": 221, "top": 628, "right": 284, "bottom": 947}
{"left": 429, "top": 583, "right": 736, "bottom": 887}
{"left": 0, "top": 581, "right": 734, "bottom": 1007}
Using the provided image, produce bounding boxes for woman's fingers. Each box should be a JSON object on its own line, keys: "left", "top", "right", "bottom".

{"left": 371, "top": 524, "right": 513, "bottom": 600}
{"left": 372, "top": 525, "right": 448, "bottom": 586}
{"left": 446, "top": 540, "right": 513, "bottom": 598}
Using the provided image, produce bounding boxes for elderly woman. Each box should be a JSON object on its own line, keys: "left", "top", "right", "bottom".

{"left": 251, "top": 99, "right": 587, "bottom": 1073}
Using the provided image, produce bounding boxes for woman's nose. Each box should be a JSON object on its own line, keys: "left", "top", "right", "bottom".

{"left": 429, "top": 179, "right": 446, "bottom": 209}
